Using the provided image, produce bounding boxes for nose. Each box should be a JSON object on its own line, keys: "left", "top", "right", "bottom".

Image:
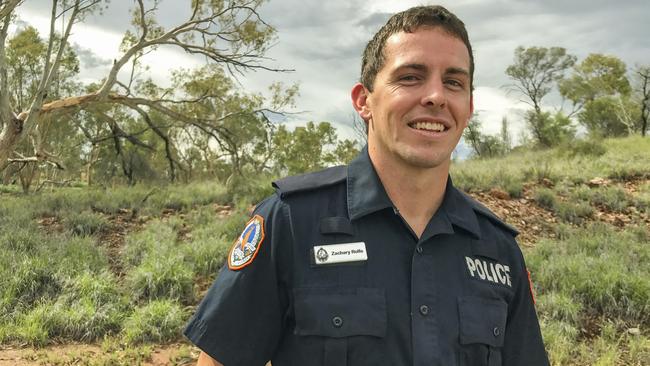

{"left": 420, "top": 78, "right": 446, "bottom": 109}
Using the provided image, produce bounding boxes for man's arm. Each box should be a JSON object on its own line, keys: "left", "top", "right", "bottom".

{"left": 197, "top": 351, "right": 223, "bottom": 366}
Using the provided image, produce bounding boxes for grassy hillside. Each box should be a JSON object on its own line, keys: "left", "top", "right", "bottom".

{"left": 0, "top": 136, "right": 648, "bottom": 365}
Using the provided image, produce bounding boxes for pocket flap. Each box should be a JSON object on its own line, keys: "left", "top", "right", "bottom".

{"left": 458, "top": 296, "right": 507, "bottom": 347}
{"left": 294, "top": 287, "right": 386, "bottom": 338}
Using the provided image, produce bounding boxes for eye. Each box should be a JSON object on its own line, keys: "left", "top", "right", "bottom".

{"left": 397, "top": 74, "right": 421, "bottom": 83}
{"left": 444, "top": 79, "right": 464, "bottom": 89}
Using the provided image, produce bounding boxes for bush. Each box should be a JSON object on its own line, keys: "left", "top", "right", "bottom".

{"left": 589, "top": 186, "right": 629, "bottom": 212}
{"left": 555, "top": 201, "right": 594, "bottom": 224}
{"left": 534, "top": 188, "right": 557, "bottom": 210}
{"left": 64, "top": 210, "right": 109, "bottom": 236}
{"left": 0, "top": 225, "right": 42, "bottom": 252}
{"left": 122, "top": 300, "right": 187, "bottom": 344}
{"left": 3, "top": 256, "right": 62, "bottom": 313}
{"left": 122, "top": 220, "right": 176, "bottom": 268}
{"left": 526, "top": 224, "right": 649, "bottom": 325}
{"left": 183, "top": 236, "right": 232, "bottom": 278}
{"left": 565, "top": 139, "right": 608, "bottom": 157}
{"left": 125, "top": 254, "right": 194, "bottom": 304}
{"left": 53, "top": 236, "right": 109, "bottom": 277}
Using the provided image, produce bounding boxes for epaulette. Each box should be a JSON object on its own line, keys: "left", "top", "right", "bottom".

{"left": 458, "top": 190, "right": 519, "bottom": 236}
{"left": 272, "top": 165, "right": 347, "bottom": 198}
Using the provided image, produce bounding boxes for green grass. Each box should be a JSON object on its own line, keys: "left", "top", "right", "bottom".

{"left": 1, "top": 137, "right": 649, "bottom": 364}
{"left": 452, "top": 135, "right": 650, "bottom": 191}
{"left": 529, "top": 223, "right": 649, "bottom": 365}
{"left": 64, "top": 210, "right": 109, "bottom": 236}
{"left": 527, "top": 223, "right": 649, "bottom": 325}
{"left": 121, "top": 300, "right": 187, "bottom": 344}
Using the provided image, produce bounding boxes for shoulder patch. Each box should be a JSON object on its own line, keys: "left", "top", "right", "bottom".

{"left": 272, "top": 165, "right": 347, "bottom": 197}
{"left": 459, "top": 191, "right": 519, "bottom": 236}
{"left": 228, "top": 215, "right": 265, "bottom": 270}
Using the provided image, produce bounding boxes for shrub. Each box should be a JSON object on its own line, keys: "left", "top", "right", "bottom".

{"left": 122, "top": 220, "right": 176, "bottom": 268}
{"left": 566, "top": 138, "right": 607, "bottom": 157}
{"left": 527, "top": 224, "right": 649, "bottom": 325}
{"left": 0, "top": 225, "right": 42, "bottom": 252}
{"left": 533, "top": 188, "right": 557, "bottom": 210}
{"left": 53, "top": 236, "right": 109, "bottom": 277}
{"left": 555, "top": 201, "right": 594, "bottom": 224}
{"left": 537, "top": 292, "right": 582, "bottom": 325}
{"left": 3, "top": 256, "right": 62, "bottom": 312}
{"left": 539, "top": 318, "right": 578, "bottom": 366}
{"left": 183, "top": 236, "right": 232, "bottom": 278}
{"left": 64, "top": 210, "right": 109, "bottom": 236}
{"left": 589, "top": 186, "right": 629, "bottom": 212}
{"left": 125, "top": 254, "right": 194, "bottom": 304}
{"left": 121, "top": 300, "right": 187, "bottom": 344}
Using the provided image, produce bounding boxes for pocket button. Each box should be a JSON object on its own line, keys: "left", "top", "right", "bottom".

{"left": 493, "top": 326, "right": 500, "bottom": 337}
{"left": 419, "top": 305, "right": 430, "bottom": 316}
{"left": 332, "top": 316, "right": 344, "bottom": 328}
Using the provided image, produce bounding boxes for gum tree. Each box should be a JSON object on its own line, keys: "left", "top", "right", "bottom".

{"left": 0, "top": 0, "right": 291, "bottom": 183}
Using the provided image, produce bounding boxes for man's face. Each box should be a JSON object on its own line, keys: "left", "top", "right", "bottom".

{"left": 355, "top": 26, "right": 473, "bottom": 170}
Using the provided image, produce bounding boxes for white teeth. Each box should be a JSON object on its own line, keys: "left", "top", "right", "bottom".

{"left": 412, "top": 122, "right": 445, "bottom": 132}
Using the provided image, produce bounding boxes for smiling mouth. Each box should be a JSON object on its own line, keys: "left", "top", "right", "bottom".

{"left": 408, "top": 121, "right": 447, "bottom": 133}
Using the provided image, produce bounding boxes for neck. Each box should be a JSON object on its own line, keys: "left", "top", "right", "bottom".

{"left": 368, "top": 145, "right": 449, "bottom": 238}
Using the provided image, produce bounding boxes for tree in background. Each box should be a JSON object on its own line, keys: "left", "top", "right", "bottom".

{"left": 272, "top": 121, "right": 358, "bottom": 176}
{"left": 463, "top": 114, "right": 507, "bottom": 158}
{"left": 634, "top": 65, "right": 649, "bottom": 137}
{"left": 560, "top": 54, "right": 639, "bottom": 136}
{"left": 0, "top": 0, "right": 292, "bottom": 188}
{"left": 500, "top": 116, "right": 511, "bottom": 152}
{"left": 506, "top": 46, "right": 576, "bottom": 147}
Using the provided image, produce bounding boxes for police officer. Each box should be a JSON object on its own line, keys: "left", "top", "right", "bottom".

{"left": 185, "top": 5, "right": 549, "bottom": 366}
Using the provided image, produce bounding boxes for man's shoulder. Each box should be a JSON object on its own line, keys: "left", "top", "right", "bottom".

{"left": 272, "top": 165, "right": 347, "bottom": 198}
{"left": 455, "top": 188, "right": 519, "bottom": 237}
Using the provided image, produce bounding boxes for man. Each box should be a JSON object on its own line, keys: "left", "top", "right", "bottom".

{"left": 185, "top": 5, "right": 549, "bottom": 366}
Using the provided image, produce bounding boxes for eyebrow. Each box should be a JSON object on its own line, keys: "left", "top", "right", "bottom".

{"left": 392, "top": 63, "right": 469, "bottom": 78}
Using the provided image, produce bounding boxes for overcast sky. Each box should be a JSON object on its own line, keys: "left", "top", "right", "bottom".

{"left": 13, "top": 0, "right": 650, "bottom": 147}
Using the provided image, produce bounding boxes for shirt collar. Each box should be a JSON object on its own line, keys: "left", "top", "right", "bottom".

{"left": 346, "top": 146, "right": 482, "bottom": 239}
{"left": 347, "top": 146, "right": 393, "bottom": 220}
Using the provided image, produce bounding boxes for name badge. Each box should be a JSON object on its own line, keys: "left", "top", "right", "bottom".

{"left": 313, "top": 242, "right": 367, "bottom": 265}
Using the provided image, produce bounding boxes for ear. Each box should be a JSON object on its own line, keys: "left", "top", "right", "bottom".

{"left": 351, "top": 83, "right": 372, "bottom": 121}
{"left": 463, "top": 94, "right": 474, "bottom": 128}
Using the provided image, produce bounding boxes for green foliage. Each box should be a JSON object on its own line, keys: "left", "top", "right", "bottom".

{"left": 527, "top": 223, "right": 649, "bottom": 325}
{"left": 579, "top": 96, "right": 641, "bottom": 137}
{"left": 564, "top": 138, "right": 607, "bottom": 157}
{"left": 272, "top": 121, "right": 359, "bottom": 175}
{"left": 125, "top": 253, "right": 195, "bottom": 304}
{"left": 554, "top": 201, "right": 594, "bottom": 224}
{"left": 452, "top": 135, "right": 650, "bottom": 192}
{"left": 560, "top": 53, "right": 631, "bottom": 104}
{"left": 463, "top": 114, "right": 508, "bottom": 158}
{"left": 525, "top": 110, "right": 575, "bottom": 147}
{"left": 123, "top": 220, "right": 176, "bottom": 268}
{"left": 64, "top": 210, "right": 109, "bottom": 236}
{"left": 121, "top": 300, "right": 187, "bottom": 344}
{"left": 533, "top": 188, "right": 557, "bottom": 210}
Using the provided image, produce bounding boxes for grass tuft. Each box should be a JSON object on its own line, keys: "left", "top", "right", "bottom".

{"left": 121, "top": 300, "right": 187, "bottom": 344}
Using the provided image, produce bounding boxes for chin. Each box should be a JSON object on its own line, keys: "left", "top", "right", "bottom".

{"left": 397, "top": 149, "right": 450, "bottom": 169}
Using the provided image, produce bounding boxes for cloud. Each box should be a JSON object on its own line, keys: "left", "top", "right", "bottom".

{"left": 15, "top": 0, "right": 650, "bottom": 148}
{"left": 71, "top": 43, "right": 112, "bottom": 69}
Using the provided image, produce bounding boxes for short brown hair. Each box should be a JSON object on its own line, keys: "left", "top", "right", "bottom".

{"left": 360, "top": 5, "right": 474, "bottom": 92}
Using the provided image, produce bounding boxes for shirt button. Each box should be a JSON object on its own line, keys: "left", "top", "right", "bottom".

{"left": 419, "top": 305, "right": 429, "bottom": 316}
{"left": 416, "top": 246, "right": 423, "bottom": 254}
{"left": 493, "top": 326, "right": 500, "bottom": 337}
{"left": 332, "top": 316, "right": 344, "bottom": 328}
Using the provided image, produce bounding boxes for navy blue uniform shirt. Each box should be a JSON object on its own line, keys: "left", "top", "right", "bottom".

{"left": 184, "top": 148, "right": 549, "bottom": 366}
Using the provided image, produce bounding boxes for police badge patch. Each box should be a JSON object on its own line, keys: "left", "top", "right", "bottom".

{"left": 228, "top": 215, "right": 265, "bottom": 270}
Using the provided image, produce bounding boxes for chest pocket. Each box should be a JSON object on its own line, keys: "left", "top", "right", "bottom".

{"left": 458, "top": 296, "right": 508, "bottom": 366}
{"left": 293, "top": 287, "right": 386, "bottom": 366}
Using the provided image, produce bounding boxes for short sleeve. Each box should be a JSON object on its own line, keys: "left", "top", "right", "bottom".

{"left": 502, "top": 245, "right": 550, "bottom": 366}
{"left": 184, "top": 194, "right": 291, "bottom": 366}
